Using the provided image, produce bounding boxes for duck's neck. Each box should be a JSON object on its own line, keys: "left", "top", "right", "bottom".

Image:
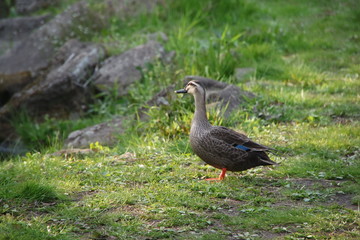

{"left": 192, "top": 91, "right": 211, "bottom": 128}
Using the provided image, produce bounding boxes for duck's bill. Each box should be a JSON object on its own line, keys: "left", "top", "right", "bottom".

{"left": 175, "top": 89, "right": 187, "bottom": 94}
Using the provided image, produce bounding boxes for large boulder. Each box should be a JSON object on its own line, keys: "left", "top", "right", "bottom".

{"left": 0, "top": 39, "right": 106, "bottom": 141}
{"left": 0, "top": 1, "right": 93, "bottom": 97}
{"left": 93, "top": 40, "right": 170, "bottom": 96}
{"left": 1, "top": 39, "right": 106, "bottom": 118}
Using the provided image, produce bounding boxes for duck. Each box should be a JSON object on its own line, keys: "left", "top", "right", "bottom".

{"left": 175, "top": 76, "right": 277, "bottom": 180}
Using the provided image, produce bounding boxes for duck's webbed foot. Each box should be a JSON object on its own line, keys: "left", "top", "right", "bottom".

{"left": 205, "top": 168, "right": 227, "bottom": 181}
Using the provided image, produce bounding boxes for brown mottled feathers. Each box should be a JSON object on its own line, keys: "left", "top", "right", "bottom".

{"left": 190, "top": 126, "right": 276, "bottom": 171}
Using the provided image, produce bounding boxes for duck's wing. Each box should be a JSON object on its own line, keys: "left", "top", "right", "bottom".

{"left": 209, "top": 126, "right": 271, "bottom": 152}
{"left": 207, "top": 126, "right": 277, "bottom": 168}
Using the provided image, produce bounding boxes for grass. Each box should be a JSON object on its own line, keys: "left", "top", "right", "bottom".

{"left": 1, "top": 0, "right": 360, "bottom": 239}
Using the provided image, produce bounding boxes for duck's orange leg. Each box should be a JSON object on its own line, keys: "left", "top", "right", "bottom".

{"left": 206, "top": 168, "right": 227, "bottom": 181}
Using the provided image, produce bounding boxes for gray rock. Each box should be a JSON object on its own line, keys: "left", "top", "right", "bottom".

{"left": 0, "top": 39, "right": 106, "bottom": 141}
{"left": 64, "top": 117, "right": 124, "bottom": 148}
{"left": 0, "top": 39, "right": 105, "bottom": 118}
{"left": 0, "top": 15, "right": 50, "bottom": 55}
{"left": 0, "top": 1, "right": 92, "bottom": 95}
{"left": 0, "top": 15, "right": 50, "bottom": 42}
{"left": 15, "top": 0, "right": 60, "bottom": 14}
{"left": 93, "top": 40, "right": 169, "bottom": 96}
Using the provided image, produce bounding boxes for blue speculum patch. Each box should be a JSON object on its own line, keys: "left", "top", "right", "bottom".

{"left": 234, "top": 144, "right": 250, "bottom": 151}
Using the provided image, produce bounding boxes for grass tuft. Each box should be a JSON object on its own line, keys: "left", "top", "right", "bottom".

{"left": 16, "top": 182, "right": 61, "bottom": 202}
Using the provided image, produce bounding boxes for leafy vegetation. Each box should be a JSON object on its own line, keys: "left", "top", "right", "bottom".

{"left": 1, "top": 0, "right": 359, "bottom": 239}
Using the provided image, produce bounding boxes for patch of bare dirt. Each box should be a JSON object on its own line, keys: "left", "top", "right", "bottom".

{"left": 73, "top": 189, "right": 99, "bottom": 201}
{"left": 285, "top": 178, "right": 358, "bottom": 210}
{"left": 110, "top": 204, "right": 146, "bottom": 217}
{"left": 256, "top": 230, "right": 289, "bottom": 240}
{"left": 329, "top": 193, "right": 359, "bottom": 211}
{"left": 217, "top": 198, "right": 248, "bottom": 217}
{"left": 332, "top": 116, "right": 359, "bottom": 124}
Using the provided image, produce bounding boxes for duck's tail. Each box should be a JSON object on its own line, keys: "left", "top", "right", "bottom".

{"left": 255, "top": 150, "right": 279, "bottom": 166}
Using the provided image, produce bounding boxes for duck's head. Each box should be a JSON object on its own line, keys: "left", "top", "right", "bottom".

{"left": 175, "top": 80, "right": 205, "bottom": 96}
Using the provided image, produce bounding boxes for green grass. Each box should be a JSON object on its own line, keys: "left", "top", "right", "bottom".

{"left": 1, "top": 0, "right": 360, "bottom": 239}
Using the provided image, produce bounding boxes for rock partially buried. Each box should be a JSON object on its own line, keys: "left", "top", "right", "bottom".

{"left": 93, "top": 40, "right": 170, "bottom": 96}
{"left": 64, "top": 117, "right": 124, "bottom": 149}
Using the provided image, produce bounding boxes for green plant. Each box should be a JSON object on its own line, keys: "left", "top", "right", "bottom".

{"left": 16, "top": 182, "right": 60, "bottom": 202}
